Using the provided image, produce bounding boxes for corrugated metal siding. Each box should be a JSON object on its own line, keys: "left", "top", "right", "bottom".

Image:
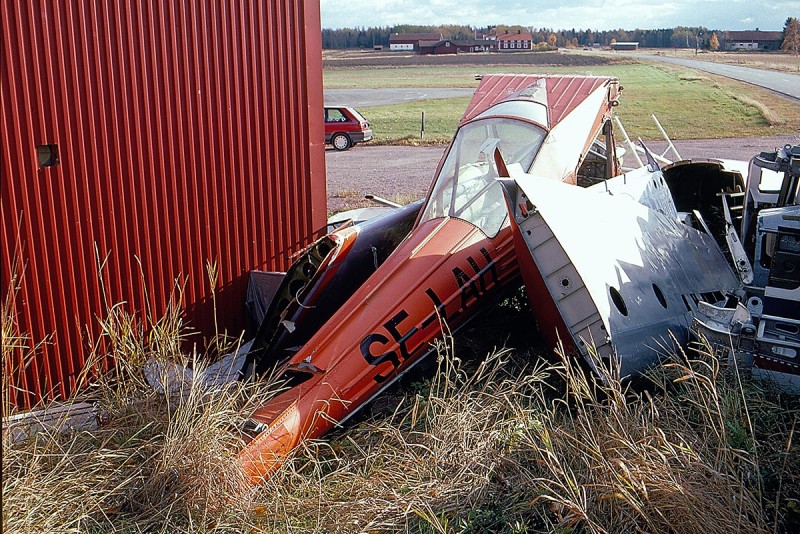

{"left": 1, "top": 0, "right": 326, "bottom": 409}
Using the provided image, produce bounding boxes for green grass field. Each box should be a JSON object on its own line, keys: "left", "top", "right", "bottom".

{"left": 327, "top": 63, "right": 800, "bottom": 142}
{"left": 359, "top": 96, "right": 470, "bottom": 143}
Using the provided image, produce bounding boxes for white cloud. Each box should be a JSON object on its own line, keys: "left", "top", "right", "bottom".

{"left": 320, "top": 0, "right": 797, "bottom": 31}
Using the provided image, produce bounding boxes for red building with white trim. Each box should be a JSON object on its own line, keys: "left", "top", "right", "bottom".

{"left": 497, "top": 32, "right": 534, "bottom": 51}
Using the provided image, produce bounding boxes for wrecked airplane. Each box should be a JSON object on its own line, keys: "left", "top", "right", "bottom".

{"left": 237, "top": 74, "right": 623, "bottom": 481}
{"left": 139, "top": 72, "right": 798, "bottom": 485}
{"left": 498, "top": 136, "right": 798, "bottom": 386}
{"left": 691, "top": 144, "right": 800, "bottom": 392}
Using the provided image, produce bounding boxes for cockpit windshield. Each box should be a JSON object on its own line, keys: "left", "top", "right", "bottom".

{"left": 420, "top": 115, "right": 547, "bottom": 237}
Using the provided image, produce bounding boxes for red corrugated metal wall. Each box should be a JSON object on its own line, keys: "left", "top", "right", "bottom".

{"left": 1, "top": 0, "right": 326, "bottom": 409}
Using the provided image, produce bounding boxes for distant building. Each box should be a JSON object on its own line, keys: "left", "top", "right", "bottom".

{"left": 610, "top": 41, "right": 639, "bottom": 51}
{"left": 418, "top": 39, "right": 496, "bottom": 55}
{"left": 389, "top": 32, "right": 442, "bottom": 51}
{"left": 720, "top": 30, "right": 783, "bottom": 51}
{"left": 497, "top": 31, "right": 533, "bottom": 51}
{"left": 465, "top": 39, "right": 496, "bottom": 52}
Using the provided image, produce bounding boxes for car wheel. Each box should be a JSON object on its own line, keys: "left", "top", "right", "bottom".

{"left": 332, "top": 133, "right": 351, "bottom": 151}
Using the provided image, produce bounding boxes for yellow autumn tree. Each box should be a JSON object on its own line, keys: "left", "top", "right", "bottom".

{"left": 709, "top": 32, "right": 720, "bottom": 51}
{"left": 782, "top": 17, "right": 800, "bottom": 55}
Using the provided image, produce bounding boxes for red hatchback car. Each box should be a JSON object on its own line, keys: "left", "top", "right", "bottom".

{"left": 324, "top": 106, "right": 373, "bottom": 150}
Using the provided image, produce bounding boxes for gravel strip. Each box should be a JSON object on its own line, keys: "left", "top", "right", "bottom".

{"left": 326, "top": 135, "right": 799, "bottom": 213}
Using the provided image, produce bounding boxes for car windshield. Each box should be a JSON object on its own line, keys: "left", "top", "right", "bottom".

{"left": 420, "top": 116, "right": 546, "bottom": 237}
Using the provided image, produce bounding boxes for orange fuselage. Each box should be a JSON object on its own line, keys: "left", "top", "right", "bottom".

{"left": 239, "top": 217, "right": 518, "bottom": 482}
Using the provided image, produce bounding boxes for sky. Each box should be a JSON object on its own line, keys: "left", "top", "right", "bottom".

{"left": 320, "top": 0, "right": 799, "bottom": 32}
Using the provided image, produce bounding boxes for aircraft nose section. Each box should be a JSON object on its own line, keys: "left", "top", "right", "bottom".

{"left": 238, "top": 400, "right": 302, "bottom": 483}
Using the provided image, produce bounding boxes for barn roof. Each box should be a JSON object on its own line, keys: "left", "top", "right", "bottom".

{"left": 389, "top": 33, "right": 441, "bottom": 42}
{"left": 722, "top": 30, "right": 783, "bottom": 41}
{"left": 497, "top": 32, "right": 534, "bottom": 41}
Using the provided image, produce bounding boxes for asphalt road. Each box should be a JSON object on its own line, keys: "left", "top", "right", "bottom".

{"left": 325, "top": 88, "right": 475, "bottom": 107}
{"left": 621, "top": 54, "right": 800, "bottom": 100}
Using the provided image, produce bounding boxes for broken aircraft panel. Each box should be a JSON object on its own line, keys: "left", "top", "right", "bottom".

{"left": 246, "top": 199, "right": 424, "bottom": 376}
{"left": 499, "top": 160, "right": 740, "bottom": 378}
{"left": 497, "top": 137, "right": 799, "bottom": 388}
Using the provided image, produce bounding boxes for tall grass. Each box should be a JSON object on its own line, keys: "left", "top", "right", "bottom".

{"left": 2, "top": 245, "right": 51, "bottom": 419}
{"left": 247, "top": 337, "right": 799, "bottom": 533}
{"left": 3, "top": 288, "right": 799, "bottom": 531}
{"left": 725, "top": 91, "right": 785, "bottom": 126}
{"left": 2, "top": 276, "right": 278, "bottom": 531}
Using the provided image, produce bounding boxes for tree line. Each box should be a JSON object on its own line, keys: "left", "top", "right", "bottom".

{"left": 322, "top": 21, "right": 798, "bottom": 52}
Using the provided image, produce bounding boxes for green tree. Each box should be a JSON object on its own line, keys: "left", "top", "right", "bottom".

{"left": 782, "top": 17, "right": 800, "bottom": 55}
{"left": 671, "top": 27, "right": 693, "bottom": 48}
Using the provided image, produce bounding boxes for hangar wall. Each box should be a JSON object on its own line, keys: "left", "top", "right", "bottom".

{"left": 1, "top": 0, "right": 326, "bottom": 408}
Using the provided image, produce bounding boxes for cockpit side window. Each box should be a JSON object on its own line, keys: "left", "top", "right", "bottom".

{"left": 758, "top": 168, "right": 784, "bottom": 193}
{"left": 420, "top": 115, "right": 546, "bottom": 237}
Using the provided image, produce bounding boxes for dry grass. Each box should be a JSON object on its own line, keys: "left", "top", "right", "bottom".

{"left": 3, "top": 286, "right": 800, "bottom": 532}
{"left": 2, "top": 245, "right": 51, "bottom": 418}
{"left": 247, "top": 335, "right": 800, "bottom": 533}
{"left": 725, "top": 91, "right": 786, "bottom": 126}
{"left": 2, "top": 276, "right": 279, "bottom": 532}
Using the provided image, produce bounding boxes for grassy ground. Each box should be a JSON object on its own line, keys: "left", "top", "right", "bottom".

{"left": 322, "top": 49, "right": 621, "bottom": 71}
{"left": 361, "top": 96, "right": 470, "bottom": 143}
{"left": 4, "top": 291, "right": 800, "bottom": 532}
{"left": 327, "top": 62, "right": 800, "bottom": 143}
